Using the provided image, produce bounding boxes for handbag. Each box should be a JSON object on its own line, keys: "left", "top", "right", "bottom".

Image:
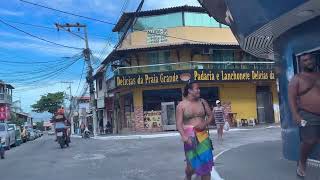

{"left": 201, "top": 100, "right": 214, "bottom": 151}
{"left": 224, "top": 121, "right": 230, "bottom": 131}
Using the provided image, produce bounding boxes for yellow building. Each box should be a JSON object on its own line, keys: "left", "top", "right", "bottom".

{"left": 101, "top": 6, "right": 279, "bottom": 133}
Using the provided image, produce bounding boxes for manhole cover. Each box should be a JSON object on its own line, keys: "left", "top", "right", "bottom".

{"left": 73, "top": 153, "right": 106, "bottom": 161}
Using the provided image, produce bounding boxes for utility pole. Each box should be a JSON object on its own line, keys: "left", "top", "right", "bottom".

{"left": 56, "top": 23, "right": 98, "bottom": 136}
{"left": 61, "top": 81, "right": 73, "bottom": 100}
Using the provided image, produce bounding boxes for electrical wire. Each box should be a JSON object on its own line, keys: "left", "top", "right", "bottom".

{"left": 75, "top": 60, "right": 86, "bottom": 95}
{"left": 4, "top": 54, "right": 82, "bottom": 84}
{"left": 0, "top": 18, "right": 83, "bottom": 50}
{"left": 19, "top": 0, "right": 116, "bottom": 25}
{"left": 4, "top": 20, "right": 113, "bottom": 40}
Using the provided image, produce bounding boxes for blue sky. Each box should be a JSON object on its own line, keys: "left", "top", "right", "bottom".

{"left": 0, "top": 0, "right": 200, "bottom": 119}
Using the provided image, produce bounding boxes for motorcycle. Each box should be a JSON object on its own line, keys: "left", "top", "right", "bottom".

{"left": 55, "top": 122, "right": 70, "bottom": 149}
{"left": 0, "top": 137, "right": 5, "bottom": 159}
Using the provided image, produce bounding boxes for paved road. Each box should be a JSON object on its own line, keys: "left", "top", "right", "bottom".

{"left": 216, "top": 141, "right": 320, "bottom": 180}
{"left": 1, "top": 126, "right": 308, "bottom": 180}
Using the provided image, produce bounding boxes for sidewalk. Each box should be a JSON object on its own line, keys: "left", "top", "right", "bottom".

{"left": 215, "top": 140, "right": 319, "bottom": 180}
{"left": 72, "top": 124, "right": 280, "bottom": 141}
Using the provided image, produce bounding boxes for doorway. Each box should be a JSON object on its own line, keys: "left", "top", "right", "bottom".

{"left": 161, "top": 102, "right": 176, "bottom": 131}
{"left": 256, "top": 86, "right": 274, "bottom": 123}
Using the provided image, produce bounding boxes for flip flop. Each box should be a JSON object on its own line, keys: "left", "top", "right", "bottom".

{"left": 296, "top": 162, "right": 305, "bottom": 178}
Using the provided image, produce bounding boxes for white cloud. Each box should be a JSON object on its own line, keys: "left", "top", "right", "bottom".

{"left": 0, "top": 9, "right": 24, "bottom": 16}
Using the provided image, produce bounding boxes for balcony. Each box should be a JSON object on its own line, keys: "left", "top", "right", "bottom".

{"left": 114, "top": 61, "right": 275, "bottom": 76}
{"left": 0, "top": 93, "right": 12, "bottom": 104}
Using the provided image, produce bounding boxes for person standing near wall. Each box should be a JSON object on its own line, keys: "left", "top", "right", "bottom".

{"left": 213, "top": 100, "right": 225, "bottom": 142}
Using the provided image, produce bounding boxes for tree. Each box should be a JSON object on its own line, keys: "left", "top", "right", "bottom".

{"left": 35, "top": 121, "right": 44, "bottom": 131}
{"left": 9, "top": 112, "right": 25, "bottom": 127}
{"left": 31, "top": 92, "right": 64, "bottom": 116}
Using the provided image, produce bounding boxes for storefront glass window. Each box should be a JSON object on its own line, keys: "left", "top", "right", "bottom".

{"left": 200, "top": 87, "right": 219, "bottom": 107}
{"left": 133, "top": 13, "right": 183, "bottom": 31}
{"left": 184, "top": 12, "right": 222, "bottom": 28}
{"left": 143, "top": 89, "right": 182, "bottom": 111}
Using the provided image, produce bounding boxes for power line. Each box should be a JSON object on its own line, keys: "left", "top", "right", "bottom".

{"left": 0, "top": 52, "right": 83, "bottom": 76}
{"left": 18, "top": 0, "right": 222, "bottom": 49}
{"left": 5, "top": 20, "right": 115, "bottom": 40}
{"left": 3, "top": 53, "right": 82, "bottom": 83}
{"left": 7, "top": 57, "right": 80, "bottom": 82}
{"left": 75, "top": 61, "right": 86, "bottom": 95}
{"left": 19, "top": 0, "right": 117, "bottom": 25}
{"left": 0, "top": 18, "right": 83, "bottom": 50}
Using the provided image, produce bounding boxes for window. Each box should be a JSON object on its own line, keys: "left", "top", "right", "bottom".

{"left": 146, "top": 51, "right": 171, "bottom": 72}
{"left": 211, "top": 50, "right": 235, "bottom": 62}
{"left": 98, "top": 79, "right": 103, "bottom": 90}
{"left": 133, "top": 13, "right": 183, "bottom": 31}
{"left": 184, "top": 12, "right": 227, "bottom": 28}
{"left": 200, "top": 87, "right": 219, "bottom": 107}
{"left": 143, "top": 89, "right": 182, "bottom": 111}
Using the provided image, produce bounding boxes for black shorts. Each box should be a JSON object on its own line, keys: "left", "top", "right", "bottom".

{"left": 300, "top": 125, "right": 320, "bottom": 142}
{"left": 299, "top": 110, "right": 320, "bottom": 141}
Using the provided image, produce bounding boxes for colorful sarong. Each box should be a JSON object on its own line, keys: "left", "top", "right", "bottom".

{"left": 184, "top": 125, "right": 214, "bottom": 176}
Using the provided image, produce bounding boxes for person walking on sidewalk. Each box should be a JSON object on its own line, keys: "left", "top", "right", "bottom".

{"left": 176, "top": 81, "right": 214, "bottom": 180}
{"left": 213, "top": 100, "right": 225, "bottom": 142}
{"left": 288, "top": 53, "right": 320, "bottom": 177}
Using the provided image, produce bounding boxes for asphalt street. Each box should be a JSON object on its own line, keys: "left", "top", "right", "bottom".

{"left": 1, "top": 126, "right": 318, "bottom": 180}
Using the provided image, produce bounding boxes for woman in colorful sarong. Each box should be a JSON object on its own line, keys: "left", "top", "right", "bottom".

{"left": 176, "top": 81, "right": 214, "bottom": 180}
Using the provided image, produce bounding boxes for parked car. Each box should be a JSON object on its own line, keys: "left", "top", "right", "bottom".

{"left": 27, "top": 128, "right": 36, "bottom": 141}
{"left": 48, "top": 130, "right": 55, "bottom": 135}
{"left": 35, "top": 130, "right": 43, "bottom": 137}
{"left": 8, "top": 124, "right": 22, "bottom": 146}
{"left": 0, "top": 123, "right": 16, "bottom": 149}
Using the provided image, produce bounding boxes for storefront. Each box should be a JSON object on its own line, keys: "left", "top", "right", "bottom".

{"left": 113, "top": 69, "right": 279, "bottom": 132}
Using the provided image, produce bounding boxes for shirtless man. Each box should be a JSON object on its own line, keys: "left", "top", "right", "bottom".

{"left": 176, "top": 81, "right": 214, "bottom": 180}
{"left": 288, "top": 53, "right": 320, "bottom": 177}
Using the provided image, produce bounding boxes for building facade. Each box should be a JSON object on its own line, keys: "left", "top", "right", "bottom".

{"left": 70, "top": 96, "right": 92, "bottom": 135}
{"left": 94, "top": 66, "right": 114, "bottom": 134}
{"left": 101, "top": 6, "right": 279, "bottom": 133}
{"left": 0, "top": 80, "right": 14, "bottom": 122}
{"left": 196, "top": 0, "right": 320, "bottom": 161}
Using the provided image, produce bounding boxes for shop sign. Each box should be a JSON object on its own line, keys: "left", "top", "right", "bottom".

{"left": 146, "top": 29, "right": 168, "bottom": 44}
{"left": 144, "top": 111, "right": 162, "bottom": 129}
{"left": 0, "top": 105, "right": 9, "bottom": 120}
{"left": 116, "top": 69, "right": 276, "bottom": 87}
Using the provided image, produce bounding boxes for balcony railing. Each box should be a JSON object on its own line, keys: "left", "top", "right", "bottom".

{"left": 114, "top": 61, "right": 275, "bottom": 76}
{"left": 0, "top": 93, "right": 12, "bottom": 104}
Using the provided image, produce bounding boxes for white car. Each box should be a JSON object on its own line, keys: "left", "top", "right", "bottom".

{"left": 0, "top": 123, "right": 16, "bottom": 150}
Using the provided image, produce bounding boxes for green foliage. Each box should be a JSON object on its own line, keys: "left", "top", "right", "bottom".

{"left": 31, "top": 92, "right": 64, "bottom": 115}
{"left": 35, "top": 121, "right": 44, "bottom": 131}
{"left": 9, "top": 112, "right": 25, "bottom": 127}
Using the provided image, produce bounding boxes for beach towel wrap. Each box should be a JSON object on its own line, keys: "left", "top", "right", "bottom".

{"left": 184, "top": 126, "right": 214, "bottom": 176}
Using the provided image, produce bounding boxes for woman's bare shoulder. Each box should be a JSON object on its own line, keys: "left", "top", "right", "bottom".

{"left": 177, "top": 100, "right": 188, "bottom": 108}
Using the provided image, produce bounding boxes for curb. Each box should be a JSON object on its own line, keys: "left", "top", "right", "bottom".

{"left": 71, "top": 125, "right": 280, "bottom": 141}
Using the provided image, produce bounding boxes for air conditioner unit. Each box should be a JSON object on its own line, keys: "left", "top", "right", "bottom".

{"left": 202, "top": 48, "right": 213, "bottom": 55}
